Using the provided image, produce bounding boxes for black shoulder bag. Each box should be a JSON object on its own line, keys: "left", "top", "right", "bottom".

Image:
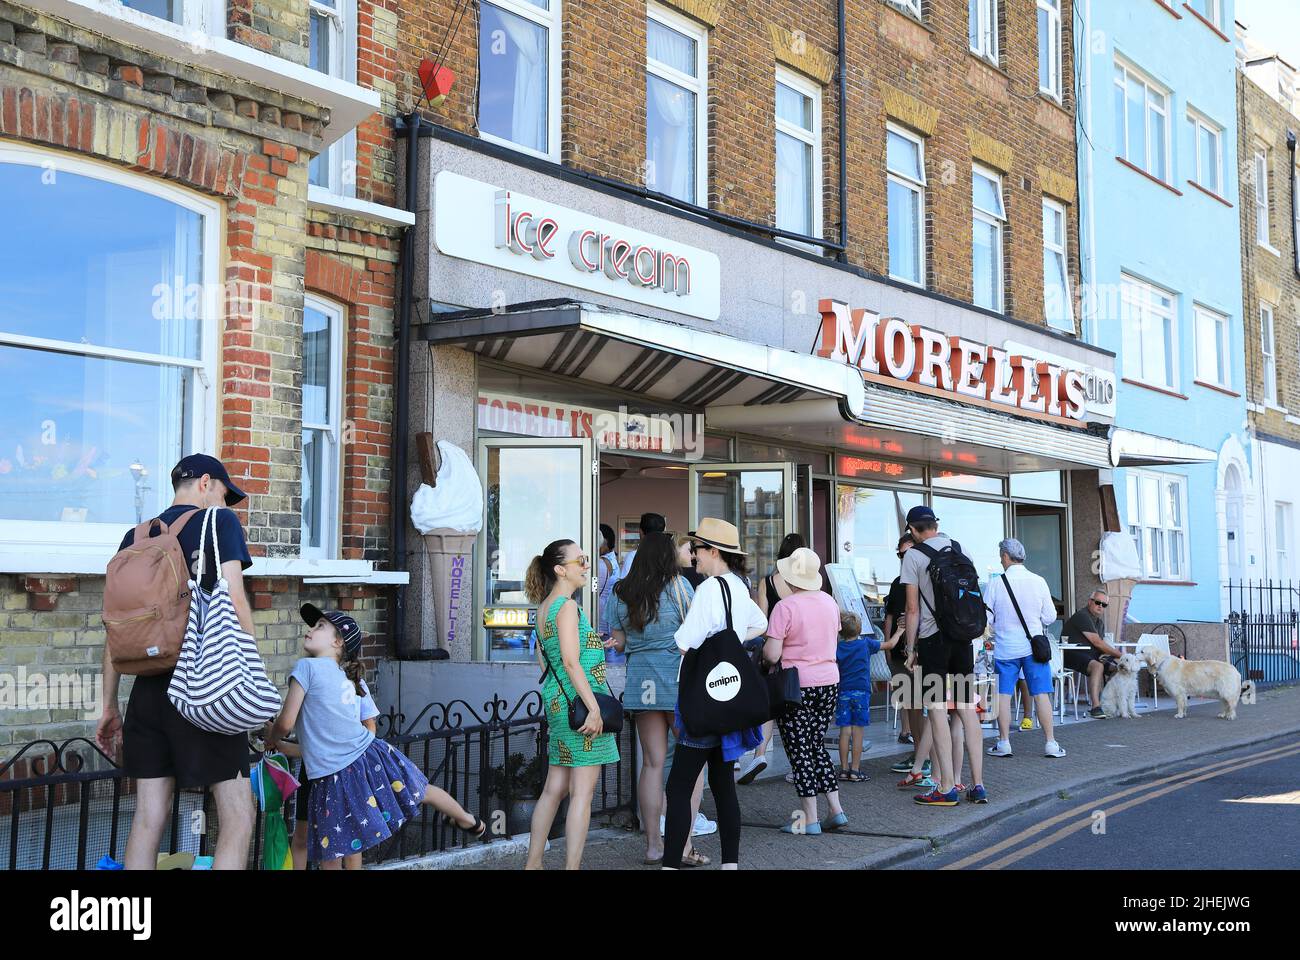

{"left": 538, "top": 607, "right": 624, "bottom": 735}
{"left": 1003, "top": 577, "right": 1052, "bottom": 664}
{"left": 678, "top": 577, "right": 771, "bottom": 735}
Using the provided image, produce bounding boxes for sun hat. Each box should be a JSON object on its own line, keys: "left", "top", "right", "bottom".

{"left": 776, "top": 546, "right": 824, "bottom": 592}
{"left": 687, "top": 517, "right": 745, "bottom": 553}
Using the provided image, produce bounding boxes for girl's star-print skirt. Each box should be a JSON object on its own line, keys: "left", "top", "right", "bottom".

{"left": 306, "top": 739, "right": 429, "bottom": 862}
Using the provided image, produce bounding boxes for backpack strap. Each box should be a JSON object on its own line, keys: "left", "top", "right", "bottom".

{"left": 912, "top": 540, "right": 939, "bottom": 560}
{"left": 132, "top": 506, "right": 200, "bottom": 544}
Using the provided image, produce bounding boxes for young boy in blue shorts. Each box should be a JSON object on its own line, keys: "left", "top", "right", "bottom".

{"left": 836, "top": 611, "right": 901, "bottom": 781}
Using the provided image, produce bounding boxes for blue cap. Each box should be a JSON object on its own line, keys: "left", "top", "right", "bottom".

{"left": 301, "top": 603, "right": 364, "bottom": 658}
{"left": 171, "top": 454, "right": 246, "bottom": 506}
{"left": 906, "top": 505, "right": 938, "bottom": 525}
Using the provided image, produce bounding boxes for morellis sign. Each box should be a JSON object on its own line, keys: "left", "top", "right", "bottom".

{"left": 816, "top": 299, "right": 1093, "bottom": 425}
{"left": 433, "top": 171, "right": 722, "bottom": 320}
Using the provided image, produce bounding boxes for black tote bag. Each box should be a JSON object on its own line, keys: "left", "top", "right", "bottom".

{"left": 678, "top": 577, "right": 771, "bottom": 736}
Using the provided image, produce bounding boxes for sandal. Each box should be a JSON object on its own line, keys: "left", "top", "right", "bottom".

{"left": 837, "top": 767, "right": 852, "bottom": 781}
{"left": 643, "top": 855, "right": 664, "bottom": 866}
{"left": 845, "top": 769, "right": 869, "bottom": 782}
{"left": 445, "top": 814, "right": 488, "bottom": 841}
{"left": 678, "top": 847, "right": 711, "bottom": 868}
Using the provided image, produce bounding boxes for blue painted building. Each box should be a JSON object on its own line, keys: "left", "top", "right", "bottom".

{"left": 1077, "top": 0, "right": 1250, "bottom": 624}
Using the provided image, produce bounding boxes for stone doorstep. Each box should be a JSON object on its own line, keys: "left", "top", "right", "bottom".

{"left": 374, "top": 828, "right": 628, "bottom": 870}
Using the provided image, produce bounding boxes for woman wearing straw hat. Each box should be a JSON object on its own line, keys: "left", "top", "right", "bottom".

{"left": 763, "top": 547, "right": 848, "bottom": 835}
{"left": 664, "top": 518, "right": 768, "bottom": 870}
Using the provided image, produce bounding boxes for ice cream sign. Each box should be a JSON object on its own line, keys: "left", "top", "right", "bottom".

{"left": 433, "top": 171, "right": 721, "bottom": 321}
{"left": 816, "top": 299, "right": 1097, "bottom": 425}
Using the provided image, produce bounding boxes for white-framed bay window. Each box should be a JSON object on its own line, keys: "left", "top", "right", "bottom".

{"left": 969, "top": 0, "right": 998, "bottom": 64}
{"left": 308, "top": 0, "right": 358, "bottom": 195}
{"left": 1187, "top": 108, "right": 1223, "bottom": 197}
{"left": 886, "top": 124, "right": 926, "bottom": 286}
{"left": 775, "top": 68, "right": 822, "bottom": 241}
{"left": 972, "top": 165, "right": 1005, "bottom": 312}
{"left": 1042, "top": 197, "right": 1073, "bottom": 331}
{"left": 478, "top": 0, "right": 562, "bottom": 162}
{"left": 646, "top": 4, "right": 708, "bottom": 205}
{"left": 1114, "top": 59, "right": 1170, "bottom": 184}
{"left": 1193, "top": 304, "right": 1230, "bottom": 390}
{"left": 1120, "top": 273, "right": 1178, "bottom": 390}
{"left": 0, "top": 143, "right": 219, "bottom": 560}
{"left": 1126, "top": 470, "right": 1189, "bottom": 581}
{"left": 302, "top": 296, "right": 344, "bottom": 559}
{"left": 1260, "top": 302, "right": 1277, "bottom": 405}
{"left": 1037, "top": 0, "right": 1062, "bottom": 100}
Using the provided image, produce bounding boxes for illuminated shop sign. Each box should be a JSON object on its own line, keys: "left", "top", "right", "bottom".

{"left": 484, "top": 607, "right": 535, "bottom": 629}
{"left": 816, "top": 299, "right": 1098, "bottom": 425}
{"left": 433, "top": 171, "right": 722, "bottom": 321}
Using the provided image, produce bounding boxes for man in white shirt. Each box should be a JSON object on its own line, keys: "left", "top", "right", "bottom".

{"left": 983, "top": 538, "right": 1066, "bottom": 758}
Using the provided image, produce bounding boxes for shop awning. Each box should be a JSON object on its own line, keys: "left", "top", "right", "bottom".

{"left": 418, "top": 300, "right": 867, "bottom": 416}
{"left": 1108, "top": 429, "right": 1218, "bottom": 468}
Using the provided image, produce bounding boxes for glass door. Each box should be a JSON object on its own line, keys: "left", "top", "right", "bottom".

{"left": 1014, "top": 505, "right": 1068, "bottom": 627}
{"left": 477, "top": 436, "right": 596, "bottom": 661}
{"left": 689, "top": 462, "right": 794, "bottom": 589}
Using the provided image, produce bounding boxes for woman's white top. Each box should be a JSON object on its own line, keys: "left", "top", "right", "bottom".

{"left": 674, "top": 572, "right": 768, "bottom": 652}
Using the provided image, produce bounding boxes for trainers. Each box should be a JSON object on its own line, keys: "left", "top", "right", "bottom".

{"left": 1044, "top": 741, "right": 1067, "bottom": 758}
{"left": 897, "top": 772, "right": 936, "bottom": 789}
{"left": 1088, "top": 706, "right": 1109, "bottom": 720}
{"left": 966, "top": 784, "right": 989, "bottom": 804}
{"left": 692, "top": 813, "right": 717, "bottom": 837}
{"left": 922, "top": 759, "right": 932, "bottom": 776}
{"left": 914, "top": 787, "right": 961, "bottom": 806}
{"left": 735, "top": 754, "right": 768, "bottom": 785}
{"left": 987, "top": 740, "right": 1013, "bottom": 757}
{"left": 1019, "top": 717, "right": 1034, "bottom": 731}
{"left": 890, "top": 755, "right": 916, "bottom": 773}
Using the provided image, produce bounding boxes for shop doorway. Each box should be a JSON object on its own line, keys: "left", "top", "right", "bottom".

{"left": 1014, "top": 504, "right": 1069, "bottom": 623}
{"left": 599, "top": 453, "right": 692, "bottom": 564}
{"left": 689, "top": 462, "right": 796, "bottom": 589}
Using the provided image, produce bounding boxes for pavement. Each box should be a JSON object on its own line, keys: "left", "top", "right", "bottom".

{"left": 387, "top": 684, "right": 1300, "bottom": 870}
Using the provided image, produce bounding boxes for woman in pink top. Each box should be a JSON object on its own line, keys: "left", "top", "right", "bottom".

{"left": 763, "top": 547, "right": 848, "bottom": 835}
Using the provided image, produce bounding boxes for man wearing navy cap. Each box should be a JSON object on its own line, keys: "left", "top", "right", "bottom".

{"left": 96, "top": 453, "right": 256, "bottom": 869}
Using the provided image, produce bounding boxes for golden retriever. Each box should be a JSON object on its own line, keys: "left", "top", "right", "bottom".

{"left": 1100, "top": 653, "right": 1142, "bottom": 718}
{"left": 1141, "top": 647, "right": 1255, "bottom": 720}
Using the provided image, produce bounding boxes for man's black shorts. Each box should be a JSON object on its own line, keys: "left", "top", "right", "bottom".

{"left": 1064, "top": 647, "right": 1105, "bottom": 675}
{"left": 122, "top": 673, "right": 250, "bottom": 789}
{"left": 916, "top": 633, "right": 976, "bottom": 706}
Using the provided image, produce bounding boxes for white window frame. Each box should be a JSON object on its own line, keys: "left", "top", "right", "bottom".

{"left": 1191, "top": 0, "right": 1222, "bottom": 30}
{"left": 1192, "top": 304, "right": 1230, "bottom": 390}
{"left": 123, "top": 0, "right": 223, "bottom": 33}
{"left": 1261, "top": 302, "right": 1278, "bottom": 406}
{"left": 645, "top": 3, "right": 709, "bottom": 206}
{"left": 1042, "top": 197, "right": 1074, "bottom": 332}
{"left": 477, "top": 0, "right": 564, "bottom": 164}
{"left": 888, "top": 0, "right": 923, "bottom": 18}
{"left": 1114, "top": 59, "right": 1171, "bottom": 184}
{"left": 1254, "top": 146, "right": 1274, "bottom": 250}
{"left": 1120, "top": 273, "right": 1179, "bottom": 391}
{"left": 1126, "top": 470, "right": 1190, "bottom": 581}
{"left": 1295, "top": 163, "right": 1300, "bottom": 272}
{"left": 1187, "top": 108, "right": 1223, "bottom": 196}
{"left": 301, "top": 295, "right": 344, "bottom": 559}
{"left": 1277, "top": 502, "right": 1293, "bottom": 580}
{"left": 774, "top": 67, "right": 822, "bottom": 244}
{"left": 0, "top": 142, "right": 219, "bottom": 559}
{"left": 308, "top": 0, "right": 358, "bottom": 198}
{"left": 886, "top": 122, "right": 927, "bottom": 288}
{"left": 1038, "top": 0, "right": 1062, "bottom": 101}
{"left": 972, "top": 164, "right": 1005, "bottom": 313}
{"left": 969, "top": 0, "right": 998, "bottom": 65}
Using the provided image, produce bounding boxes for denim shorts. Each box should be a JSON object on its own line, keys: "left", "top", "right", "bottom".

{"left": 835, "top": 689, "right": 870, "bottom": 727}
{"left": 994, "top": 655, "right": 1053, "bottom": 697}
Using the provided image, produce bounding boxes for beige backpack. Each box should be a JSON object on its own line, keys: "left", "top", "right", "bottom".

{"left": 103, "top": 510, "right": 199, "bottom": 676}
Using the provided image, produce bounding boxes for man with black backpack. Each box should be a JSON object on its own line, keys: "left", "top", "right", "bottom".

{"left": 900, "top": 505, "right": 988, "bottom": 807}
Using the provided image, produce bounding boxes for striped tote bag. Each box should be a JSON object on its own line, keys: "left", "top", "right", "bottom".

{"left": 167, "top": 508, "right": 282, "bottom": 735}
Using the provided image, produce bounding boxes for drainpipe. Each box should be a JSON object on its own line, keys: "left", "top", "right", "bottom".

{"left": 1289, "top": 130, "right": 1299, "bottom": 281}
{"left": 837, "top": 0, "right": 848, "bottom": 264}
{"left": 390, "top": 110, "right": 424, "bottom": 659}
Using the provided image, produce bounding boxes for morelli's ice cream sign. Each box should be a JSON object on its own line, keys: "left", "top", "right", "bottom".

{"left": 816, "top": 298, "right": 1094, "bottom": 425}
{"left": 433, "top": 171, "right": 722, "bottom": 320}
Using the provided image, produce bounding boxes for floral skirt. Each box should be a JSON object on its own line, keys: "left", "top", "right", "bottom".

{"left": 306, "top": 739, "right": 429, "bottom": 862}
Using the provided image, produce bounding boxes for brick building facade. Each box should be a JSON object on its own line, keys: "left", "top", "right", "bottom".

{"left": 0, "top": 0, "right": 409, "bottom": 755}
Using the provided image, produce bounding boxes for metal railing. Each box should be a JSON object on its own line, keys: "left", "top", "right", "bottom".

{"left": 1224, "top": 580, "right": 1300, "bottom": 687}
{"left": 0, "top": 694, "right": 638, "bottom": 870}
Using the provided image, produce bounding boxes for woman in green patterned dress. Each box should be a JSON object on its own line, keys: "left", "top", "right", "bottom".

{"left": 524, "top": 538, "right": 620, "bottom": 870}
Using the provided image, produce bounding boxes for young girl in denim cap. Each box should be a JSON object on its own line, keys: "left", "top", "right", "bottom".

{"left": 267, "top": 604, "right": 485, "bottom": 866}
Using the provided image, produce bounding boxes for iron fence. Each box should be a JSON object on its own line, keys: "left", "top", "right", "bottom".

{"left": 1224, "top": 580, "right": 1300, "bottom": 687}
{"left": 0, "top": 693, "right": 638, "bottom": 870}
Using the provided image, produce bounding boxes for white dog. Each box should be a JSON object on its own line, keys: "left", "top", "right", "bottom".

{"left": 1142, "top": 647, "right": 1256, "bottom": 720}
{"left": 1100, "top": 653, "right": 1142, "bottom": 718}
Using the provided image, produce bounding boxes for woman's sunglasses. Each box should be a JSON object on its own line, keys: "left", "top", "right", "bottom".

{"left": 563, "top": 556, "right": 591, "bottom": 568}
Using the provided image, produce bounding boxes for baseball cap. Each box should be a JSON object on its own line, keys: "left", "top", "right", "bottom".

{"left": 301, "top": 603, "right": 363, "bottom": 658}
{"left": 171, "top": 454, "right": 247, "bottom": 506}
{"left": 905, "top": 505, "right": 939, "bottom": 526}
